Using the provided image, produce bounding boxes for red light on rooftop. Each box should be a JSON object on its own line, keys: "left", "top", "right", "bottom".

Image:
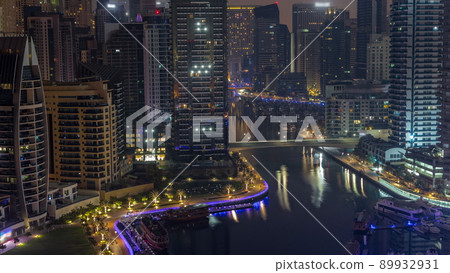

{"left": 275, "top": 1, "right": 279, "bottom": 4}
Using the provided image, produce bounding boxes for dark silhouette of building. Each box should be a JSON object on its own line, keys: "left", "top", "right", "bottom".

{"left": 356, "top": 0, "right": 388, "bottom": 79}
{"left": 104, "top": 23, "right": 145, "bottom": 118}
{"left": 27, "top": 13, "right": 77, "bottom": 82}
{"left": 227, "top": 5, "right": 257, "bottom": 87}
{"left": 292, "top": 3, "right": 351, "bottom": 95}
{"left": 253, "top": 3, "right": 291, "bottom": 93}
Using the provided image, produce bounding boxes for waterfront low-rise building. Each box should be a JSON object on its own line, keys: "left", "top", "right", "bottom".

{"left": 47, "top": 182, "right": 78, "bottom": 206}
{"left": 404, "top": 148, "right": 444, "bottom": 189}
{"left": 357, "top": 135, "right": 405, "bottom": 165}
{"left": 46, "top": 182, "right": 99, "bottom": 220}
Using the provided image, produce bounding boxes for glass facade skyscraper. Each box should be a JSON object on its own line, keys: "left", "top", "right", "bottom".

{"left": 389, "top": 0, "right": 442, "bottom": 148}
{"left": 171, "top": 0, "right": 227, "bottom": 160}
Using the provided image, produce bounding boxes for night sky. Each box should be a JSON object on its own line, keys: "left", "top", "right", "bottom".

{"left": 228, "top": 0, "right": 358, "bottom": 31}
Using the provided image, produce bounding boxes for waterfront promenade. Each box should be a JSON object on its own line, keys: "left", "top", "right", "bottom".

{"left": 111, "top": 156, "right": 269, "bottom": 255}
{"left": 321, "top": 147, "right": 450, "bottom": 209}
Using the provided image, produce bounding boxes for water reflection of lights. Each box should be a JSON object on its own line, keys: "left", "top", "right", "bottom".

{"left": 277, "top": 165, "right": 291, "bottom": 211}
{"left": 360, "top": 178, "right": 367, "bottom": 197}
{"left": 259, "top": 200, "right": 267, "bottom": 220}
{"left": 344, "top": 169, "right": 351, "bottom": 193}
{"left": 352, "top": 173, "right": 360, "bottom": 196}
{"left": 231, "top": 210, "right": 239, "bottom": 223}
{"left": 343, "top": 168, "right": 367, "bottom": 197}
{"left": 211, "top": 198, "right": 269, "bottom": 222}
{"left": 308, "top": 153, "right": 327, "bottom": 208}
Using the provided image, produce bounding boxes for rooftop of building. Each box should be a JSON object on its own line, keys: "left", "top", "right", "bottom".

{"left": 325, "top": 80, "right": 389, "bottom": 98}
{"left": 360, "top": 135, "right": 403, "bottom": 152}
{"left": 405, "top": 147, "right": 444, "bottom": 162}
{"left": 53, "top": 193, "right": 98, "bottom": 210}
{"left": 78, "top": 62, "right": 122, "bottom": 81}
{"left": 43, "top": 81, "right": 111, "bottom": 99}
{"left": 49, "top": 182, "right": 77, "bottom": 190}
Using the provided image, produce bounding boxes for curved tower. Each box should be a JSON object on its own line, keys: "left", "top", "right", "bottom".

{"left": 0, "top": 36, "right": 49, "bottom": 230}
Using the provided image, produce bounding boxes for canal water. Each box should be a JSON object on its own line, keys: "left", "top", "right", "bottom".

{"left": 167, "top": 147, "right": 450, "bottom": 254}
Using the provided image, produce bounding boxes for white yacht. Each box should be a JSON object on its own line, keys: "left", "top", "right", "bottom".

{"left": 435, "top": 216, "right": 450, "bottom": 231}
{"left": 375, "top": 198, "right": 424, "bottom": 221}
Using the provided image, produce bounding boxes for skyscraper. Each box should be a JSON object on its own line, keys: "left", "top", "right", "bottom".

{"left": 138, "top": 7, "right": 172, "bottom": 161}
{"left": 129, "top": 0, "right": 160, "bottom": 21}
{"left": 0, "top": 0, "right": 25, "bottom": 34}
{"left": 60, "top": 0, "right": 94, "bottom": 28}
{"left": 44, "top": 81, "right": 119, "bottom": 190}
{"left": 356, "top": 0, "right": 388, "bottom": 79}
{"left": 320, "top": 10, "right": 351, "bottom": 91}
{"left": 440, "top": 0, "right": 450, "bottom": 184}
{"left": 78, "top": 63, "right": 125, "bottom": 160}
{"left": 27, "top": 13, "right": 77, "bottom": 82}
{"left": 277, "top": 24, "right": 291, "bottom": 74}
{"left": 144, "top": 8, "right": 172, "bottom": 113}
{"left": 105, "top": 23, "right": 145, "bottom": 118}
{"left": 366, "top": 34, "right": 390, "bottom": 82}
{"left": 0, "top": 36, "right": 49, "bottom": 231}
{"left": 292, "top": 3, "right": 350, "bottom": 94}
{"left": 171, "top": 0, "right": 227, "bottom": 160}
{"left": 253, "top": 3, "right": 280, "bottom": 91}
{"left": 389, "top": 0, "right": 442, "bottom": 148}
{"left": 227, "top": 5, "right": 256, "bottom": 86}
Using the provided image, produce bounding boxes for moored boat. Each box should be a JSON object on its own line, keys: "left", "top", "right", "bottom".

{"left": 353, "top": 210, "right": 371, "bottom": 234}
{"left": 161, "top": 203, "right": 209, "bottom": 222}
{"left": 375, "top": 197, "right": 424, "bottom": 221}
{"left": 140, "top": 217, "right": 169, "bottom": 252}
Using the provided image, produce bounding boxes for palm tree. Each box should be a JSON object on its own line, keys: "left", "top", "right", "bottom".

{"left": 244, "top": 180, "right": 250, "bottom": 191}
{"left": 100, "top": 200, "right": 109, "bottom": 214}
{"left": 149, "top": 190, "right": 159, "bottom": 204}
{"left": 225, "top": 184, "right": 233, "bottom": 195}
{"left": 176, "top": 189, "right": 186, "bottom": 202}
{"left": 113, "top": 200, "right": 123, "bottom": 209}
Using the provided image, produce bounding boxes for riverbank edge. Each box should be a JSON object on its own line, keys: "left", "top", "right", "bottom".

{"left": 319, "top": 147, "right": 450, "bottom": 209}
{"left": 115, "top": 177, "right": 269, "bottom": 255}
